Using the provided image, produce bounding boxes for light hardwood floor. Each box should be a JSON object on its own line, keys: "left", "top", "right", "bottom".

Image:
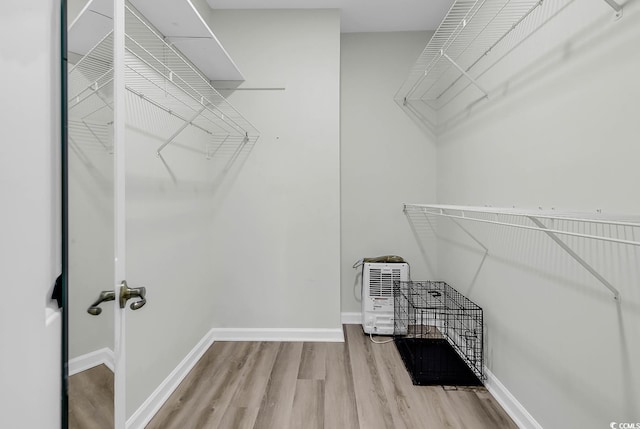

{"left": 69, "top": 364, "right": 114, "bottom": 429}
{"left": 147, "top": 325, "right": 517, "bottom": 429}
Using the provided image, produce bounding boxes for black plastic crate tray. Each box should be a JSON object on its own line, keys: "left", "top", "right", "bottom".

{"left": 395, "top": 337, "right": 482, "bottom": 386}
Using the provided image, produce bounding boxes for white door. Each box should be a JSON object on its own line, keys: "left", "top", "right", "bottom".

{"left": 68, "top": 0, "right": 245, "bottom": 423}
{"left": 112, "top": 1, "right": 127, "bottom": 426}
{"left": 0, "top": 1, "right": 62, "bottom": 428}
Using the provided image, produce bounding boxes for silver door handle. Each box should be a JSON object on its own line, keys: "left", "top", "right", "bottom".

{"left": 87, "top": 290, "right": 116, "bottom": 315}
{"left": 119, "top": 280, "right": 146, "bottom": 310}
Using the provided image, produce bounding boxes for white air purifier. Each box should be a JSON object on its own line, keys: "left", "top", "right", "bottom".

{"left": 361, "top": 262, "right": 409, "bottom": 335}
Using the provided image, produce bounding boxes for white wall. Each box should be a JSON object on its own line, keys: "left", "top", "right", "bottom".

{"left": 0, "top": 1, "right": 61, "bottom": 428}
{"left": 435, "top": 1, "right": 640, "bottom": 428}
{"left": 203, "top": 9, "right": 342, "bottom": 331}
{"left": 340, "top": 32, "right": 439, "bottom": 314}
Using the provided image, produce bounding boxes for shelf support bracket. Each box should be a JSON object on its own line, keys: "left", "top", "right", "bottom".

{"left": 82, "top": 120, "right": 112, "bottom": 153}
{"left": 449, "top": 215, "right": 489, "bottom": 255}
{"left": 527, "top": 216, "right": 620, "bottom": 300}
{"left": 409, "top": 206, "right": 489, "bottom": 254}
{"left": 449, "top": 215, "right": 490, "bottom": 293}
{"left": 602, "top": 0, "right": 623, "bottom": 19}
{"left": 442, "top": 52, "right": 489, "bottom": 99}
{"left": 420, "top": 208, "right": 489, "bottom": 290}
{"left": 156, "top": 106, "right": 206, "bottom": 155}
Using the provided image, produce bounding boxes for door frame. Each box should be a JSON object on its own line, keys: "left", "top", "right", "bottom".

{"left": 60, "top": 0, "right": 69, "bottom": 428}
{"left": 113, "top": 0, "right": 127, "bottom": 426}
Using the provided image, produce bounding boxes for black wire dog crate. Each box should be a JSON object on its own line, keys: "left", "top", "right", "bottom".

{"left": 394, "top": 281, "right": 484, "bottom": 386}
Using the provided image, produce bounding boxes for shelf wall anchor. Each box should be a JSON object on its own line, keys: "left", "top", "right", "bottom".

{"left": 602, "top": 0, "right": 623, "bottom": 19}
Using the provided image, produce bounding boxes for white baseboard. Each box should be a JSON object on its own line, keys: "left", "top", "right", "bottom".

{"left": 210, "top": 327, "right": 344, "bottom": 342}
{"left": 126, "top": 329, "right": 216, "bottom": 429}
{"left": 69, "top": 347, "right": 114, "bottom": 375}
{"left": 341, "top": 312, "right": 362, "bottom": 325}
{"left": 484, "top": 367, "right": 543, "bottom": 429}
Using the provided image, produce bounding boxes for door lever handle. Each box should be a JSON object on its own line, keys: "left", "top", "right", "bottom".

{"left": 119, "top": 280, "right": 146, "bottom": 310}
{"left": 87, "top": 290, "right": 116, "bottom": 315}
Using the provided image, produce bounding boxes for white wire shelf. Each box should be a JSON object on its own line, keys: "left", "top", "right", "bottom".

{"left": 68, "top": 2, "right": 259, "bottom": 156}
{"left": 395, "top": 0, "right": 625, "bottom": 132}
{"left": 397, "top": 0, "right": 543, "bottom": 104}
{"left": 67, "top": 24, "right": 115, "bottom": 163}
{"left": 124, "top": 3, "right": 258, "bottom": 152}
{"left": 404, "top": 203, "right": 640, "bottom": 300}
{"left": 68, "top": 0, "right": 243, "bottom": 81}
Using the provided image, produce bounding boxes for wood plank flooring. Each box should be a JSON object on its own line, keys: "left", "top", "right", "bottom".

{"left": 147, "top": 325, "right": 517, "bottom": 429}
{"left": 69, "top": 364, "right": 114, "bottom": 429}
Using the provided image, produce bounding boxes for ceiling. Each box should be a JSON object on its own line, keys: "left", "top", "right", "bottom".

{"left": 205, "top": 0, "right": 455, "bottom": 33}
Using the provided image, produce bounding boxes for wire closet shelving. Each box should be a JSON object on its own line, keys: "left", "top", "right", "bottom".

{"left": 403, "top": 203, "right": 640, "bottom": 300}
{"left": 67, "top": 1, "right": 258, "bottom": 157}
{"left": 395, "top": 0, "right": 625, "bottom": 132}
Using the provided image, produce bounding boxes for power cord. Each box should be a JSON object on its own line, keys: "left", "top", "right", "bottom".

{"left": 369, "top": 332, "right": 394, "bottom": 344}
